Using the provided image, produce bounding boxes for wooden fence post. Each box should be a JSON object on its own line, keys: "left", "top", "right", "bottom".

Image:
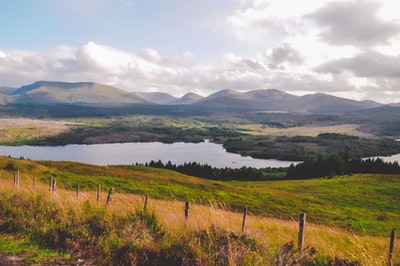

{"left": 76, "top": 183, "right": 79, "bottom": 199}
{"left": 388, "top": 228, "right": 396, "bottom": 266}
{"left": 52, "top": 179, "right": 57, "bottom": 195}
{"left": 106, "top": 188, "right": 114, "bottom": 206}
{"left": 298, "top": 212, "right": 306, "bottom": 251}
{"left": 97, "top": 183, "right": 101, "bottom": 203}
{"left": 49, "top": 176, "right": 53, "bottom": 193}
{"left": 242, "top": 207, "right": 248, "bottom": 233}
{"left": 185, "top": 201, "right": 190, "bottom": 219}
{"left": 14, "top": 171, "right": 19, "bottom": 188}
{"left": 144, "top": 194, "right": 148, "bottom": 211}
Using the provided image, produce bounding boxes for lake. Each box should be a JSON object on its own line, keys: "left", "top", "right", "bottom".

{"left": 0, "top": 140, "right": 298, "bottom": 168}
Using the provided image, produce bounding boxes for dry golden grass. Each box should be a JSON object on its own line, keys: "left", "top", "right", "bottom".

{"left": 239, "top": 123, "right": 376, "bottom": 138}
{"left": 0, "top": 118, "right": 75, "bottom": 143}
{"left": 0, "top": 173, "right": 398, "bottom": 266}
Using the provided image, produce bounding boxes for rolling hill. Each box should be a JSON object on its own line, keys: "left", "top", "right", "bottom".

{"left": 174, "top": 92, "right": 203, "bottom": 104}
{"left": 192, "top": 88, "right": 381, "bottom": 113}
{"left": 135, "top": 91, "right": 203, "bottom": 105}
{"left": 6, "top": 81, "right": 148, "bottom": 105}
{"left": 1, "top": 81, "right": 383, "bottom": 114}
{"left": 0, "top": 156, "right": 399, "bottom": 265}
{"left": 134, "top": 91, "right": 178, "bottom": 104}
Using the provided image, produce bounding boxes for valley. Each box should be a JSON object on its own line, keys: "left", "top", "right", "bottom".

{"left": 1, "top": 114, "right": 400, "bottom": 161}
{"left": 1, "top": 81, "right": 400, "bottom": 265}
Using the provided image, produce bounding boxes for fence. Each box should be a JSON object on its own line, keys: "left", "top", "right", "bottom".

{"left": 0, "top": 170, "right": 398, "bottom": 265}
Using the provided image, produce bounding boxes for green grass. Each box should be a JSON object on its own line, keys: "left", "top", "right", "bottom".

{"left": 1, "top": 157, "right": 399, "bottom": 265}
{"left": 0, "top": 234, "right": 62, "bottom": 264}
{"left": 12, "top": 159, "right": 397, "bottom": 237}
{"left": 0, "top": 190, "right": 267, "bottom": 265}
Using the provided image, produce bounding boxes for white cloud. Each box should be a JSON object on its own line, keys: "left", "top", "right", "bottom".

{"left": 2, "top": 1, "right": 400, "bottom": 103}
{"left": 316, "top": 51, "right": 400, "bottom": 78}
{"left": 0, "top": 40, "right": 399, "bottom": 103}
{"left": 306, "top": 0, "right": 400, "bottom": 48}
{"left": 137, "top": 48, "right": 164, "bottom": 64}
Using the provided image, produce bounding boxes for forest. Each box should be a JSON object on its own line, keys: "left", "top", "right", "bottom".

{"left": 286, "top": 154, "right": 400, "bottom": 179}
{"left": 140, "top": 155, "right": 400, "bottom": 181}
{"left": 142, "top": 160, "right": 286, "bottom": 181}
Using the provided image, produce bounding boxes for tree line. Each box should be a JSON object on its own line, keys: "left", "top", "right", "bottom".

{"left": 142, "top": 154, "right": 400, "bottom": 181}
{"left": 286, "top": 154, "right": 400, "bottom": 179}
{"left": 140, "top": 160, "right": 286, "bottom": 181}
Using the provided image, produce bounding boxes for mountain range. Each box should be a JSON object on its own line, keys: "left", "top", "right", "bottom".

{"left": 0, "top": 81, "right": 384, "bottom": 114}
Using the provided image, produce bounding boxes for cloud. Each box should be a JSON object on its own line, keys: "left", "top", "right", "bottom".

{"left": 0, "top": 40, "right": 399, "bottom": 103}
{"left": 306, "top": 0, "right": 400, "bottom": 47}
{"left": 223, "top": 0, "right": 300, "bottom": 48}
{"left": 264, "top": 43, "right": 304, "bottom": 70}
{"left": 137, "top": 48, "right": 164, "bottom": 64}
{"left": 316, "top": 51, "right": 400, "bottom": 78}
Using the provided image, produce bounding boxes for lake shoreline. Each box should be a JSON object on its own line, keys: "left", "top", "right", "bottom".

{"left": 0, "top": 141, "right": 299, "bottom": 169}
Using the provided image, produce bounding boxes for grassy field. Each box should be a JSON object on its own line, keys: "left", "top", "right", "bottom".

{"left": 0, "top": 118, "right": 73, "bottom": 145}
{"left": 0, "top": 156, "right": 399, "bottom": 264}
{"left": 237, "top": 123, "right": 376, "bottom": 138}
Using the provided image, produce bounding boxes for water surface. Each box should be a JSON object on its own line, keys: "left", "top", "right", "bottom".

{"left": 0, "top": 141, "right": 298, "bottom": 168}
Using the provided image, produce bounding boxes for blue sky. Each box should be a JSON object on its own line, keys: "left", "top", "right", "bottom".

{"left": 1, "top": 0, "right": 400, "bottom": 103}
{"left": 1, "top": 0, "right": 237, "bottom": 56}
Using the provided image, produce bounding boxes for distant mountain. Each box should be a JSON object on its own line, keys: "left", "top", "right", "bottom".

{"left": 0, "top": 86, "right": 16, "bottom": 95}
{"left": 135, "top": 91, "right": 203, "bottom": 105}
{"left": 2, "top": 81, "right": 383, "bottom": 114}
{"left": 245, "top": 89, "right": 297, "bottom": 101}
{"left": 193, "top": 89, "right": 381, "bottom": 113}
{"left": 134, "top": 92, "right": 178, "bottom": 104}
{"left": 285, "top": 93, "right": 381, "bottom": 113}
{"left": 193, "top": 89, "right": 256, "bottom": 110}
{"left": 7, "top": 81, "right": 147, "bottom": 105}
{"left": 174, "top": 92, "right": 203, "bottom": 105}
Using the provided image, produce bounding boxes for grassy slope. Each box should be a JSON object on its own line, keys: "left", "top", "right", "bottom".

{"left": 0, "top": 156, "right": 399, "bottom": 264}
{"left": 1, "top": 156, "right": 399, "bottom": 237}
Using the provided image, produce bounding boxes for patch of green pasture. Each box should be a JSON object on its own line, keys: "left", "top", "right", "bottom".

{"left": 0, "top": 234, "right": 61, "bottom": 263}
{"left": 24, "top": 160, "right": 400, "bottom": 236}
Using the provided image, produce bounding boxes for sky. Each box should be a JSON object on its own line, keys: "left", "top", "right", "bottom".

{"left": 1, "top": 0, "right": 400, "bottom": 103}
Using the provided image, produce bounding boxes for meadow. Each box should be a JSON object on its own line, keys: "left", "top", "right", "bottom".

{"left": 0, "top": 156, "right": 399, "bottom": 265}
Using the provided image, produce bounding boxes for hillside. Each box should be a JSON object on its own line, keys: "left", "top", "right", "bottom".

{"left": 0, "top": 156, "right": 399, "bottom": 265}
{"left": 175, "top": 92, "right": 203, "bottom": 104}
{"left": 1, "top": 156, "right": 398, "bottom": 236}
{"left": 194, "top": 89, "right": 381, "bottom": 113}
{"left": 134, "top": 91, "right": 178, "bottom": 104}
{"left": 0, "top": 81, "right": 383, "bottom": 114}
{"left": 6, "top": 81, "right": 148, "bottom": 105}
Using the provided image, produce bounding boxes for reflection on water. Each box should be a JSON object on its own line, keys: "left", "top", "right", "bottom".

{"left": 0, "top": 141, "right": 298, "bottom": 169}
